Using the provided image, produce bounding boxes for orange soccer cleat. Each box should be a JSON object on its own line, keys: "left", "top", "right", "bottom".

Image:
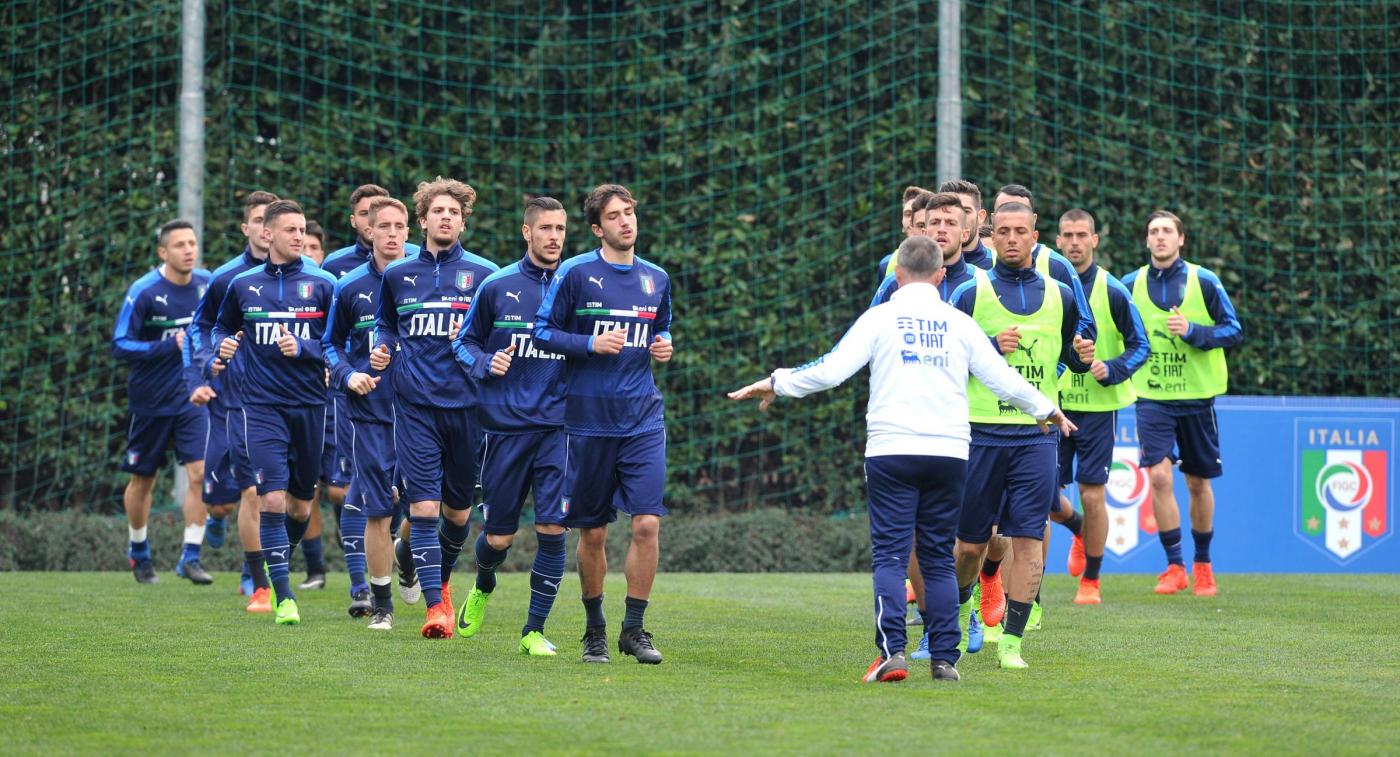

{"left": 1192, "top": 562, "right": 1218, "bottom": 596}
{"left": 421, "top": 601, "right": 454, "bottom": 639}
{"left": 246, "top": 586, "right": 273, "bottom": 613}
{"left": 979, "top": 569, "right": 1006, "bottom": 627}
{"left": 862, "top": 654, "right": 909, "bottom": 683}
{"left": 1074, "top": 578, "right": 1102, "bottom": 605}
{"left": 441, "top": 584, "right": 455, "bottom": 620}
{"left": 905, "top": 579, "right": 916, "bottom": 604}
{"left": 1153, "top": 564, "right": 1189, "bottom": 595}
{"left": 1067, "top": 534, "right": 1086, "bottom": 577}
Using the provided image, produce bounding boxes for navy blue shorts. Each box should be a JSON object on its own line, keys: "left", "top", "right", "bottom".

{"left": 227, "top": 405, "right": 258, "bottom": 490}
{"left": 122, "top": 405, "right": 207, "bottom": 478}
{"left": 346, "top": 418, "right": 396, "bottom": 519}
{"left": 1136, "top": 400, "right": 1222, "bottom": 479}
{"left": 960, "top": 440, "right": 1057, "bottom": 542}
{"left": 562, "top": 429, "right": 668, "bottom": 530}
{"left": 479, "top": 429, "right": 566, "bottom": 535}
{"left": 201, "top": 402, "right": 240, "bottom": 505}
{"left": 1058, "top": 410, "right": 1116, "bottom": 486}
{"left": 393, "top": 402, "right": 480, "bottom": 510}
{"left": 241, "top": 403, "right": 325, "bottom": 500}
{"left": 321, "top": 396, "right": 352, "bottom": 487}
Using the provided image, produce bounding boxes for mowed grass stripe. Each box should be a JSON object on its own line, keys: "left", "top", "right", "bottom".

{"left": 1, "top": 573, "right": 1396, "bottom": 754}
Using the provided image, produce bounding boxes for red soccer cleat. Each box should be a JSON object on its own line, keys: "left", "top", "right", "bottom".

{"left": 979, "top": 569, "right": 1006, "bottom": 627}
{"left": 1154, "top": 564, "right": 1189, "bottom": 595}
{"left": 1067, "top": 534, "right": 1086, "bottom": 577}
{"left": 246, "top": 587, "right": 273, "bottom": 613}
{"left": 1192, "top": 562, "right": 1218, "bottom": 596}
{"left": 421, "top": 601, "right": 454, "bottom": 639}
{"left": 862, "top": 654, "right": 909, "bottom": 683}
{"left": 1074, "top": 578, "right": 1102, "bottom": 605}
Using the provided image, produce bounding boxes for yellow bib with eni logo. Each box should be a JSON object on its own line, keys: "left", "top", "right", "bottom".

{"left": 966, "top": 267, "right": 1063, "bottom": 424}
{"left": 1130, "top": 262, "right": 1228, "bottom": 400}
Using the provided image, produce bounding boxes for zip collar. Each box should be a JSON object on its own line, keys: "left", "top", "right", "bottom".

{"left": 518, "top": 254, "right": 555, "bottom": 283}
{"left": 263, "top": 258, "right": 305, "bottom": 277}
{"left": 418, "top": 241, "right": 464, "bottom": 265}
{"left": 992, "top": 258, "right": 1038, "bottom": 283}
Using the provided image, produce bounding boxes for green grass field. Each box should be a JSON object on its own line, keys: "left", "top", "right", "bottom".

{"left": 2, "top": 571, "right": 1397, "bottom": 754}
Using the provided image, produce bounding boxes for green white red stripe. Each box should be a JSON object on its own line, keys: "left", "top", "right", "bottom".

{"left": 574, "top": 308, "right": 656, "bottom": 320}
{"left": 396, "top": 301, "right": 471, "bottom": 314}
{"left": 145, "top": 317, "right": 193, "bottom": 327}
{"left": 245, "top": 311, "right": 325, "bottom": 319}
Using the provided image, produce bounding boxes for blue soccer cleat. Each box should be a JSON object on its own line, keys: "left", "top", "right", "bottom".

{"left": 205, "top": 515, "right": 226, "bottom": 549}
{"left": 910, "top": 631, "right": 931, "bottom": 660}
{"left": 239, "top": 561, "right": 254, "bottom": 596}
{"left": 967, "top": 609, "right": 984, "bottom": 654}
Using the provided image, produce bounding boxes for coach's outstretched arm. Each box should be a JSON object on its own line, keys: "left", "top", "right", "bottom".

{"left": 727, "top": 309, "right": 878, "bottom": 410}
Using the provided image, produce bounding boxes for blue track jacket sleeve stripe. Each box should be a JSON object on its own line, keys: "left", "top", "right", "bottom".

{"left": 1183, "top": 269, "right": 1245, "bottom": 350}
{"left": 655, "top": 274, "right": 673, "bottom": 342}
{"left": 533, "top": 264, "right": 592, "bottom": 358}
{"left": 112, "top": 281, "right": 172, "bottom": 362}
{"left": 453, "top": 279, "right": 495, "bottom": 381}
{"left": 323, "top": 278, "right": 355, "bottom": 391}
{"left": 1056, "top": 281, "right": 1091, "bottom": 373}
{"left": 1102, "top": 276, "right": 1151, "bottom": 386}
{"left": 1049, "top": 252, "right": 1097, "bottom": 342}
{"left": 373, "top": 268, "right": 401, "bottom": 354}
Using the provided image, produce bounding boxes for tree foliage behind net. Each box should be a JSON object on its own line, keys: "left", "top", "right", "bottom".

{"left": 2, "top": 1, "right": 1394, "bottom": 512}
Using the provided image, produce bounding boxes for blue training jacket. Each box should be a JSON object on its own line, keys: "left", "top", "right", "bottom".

{"left": 533, "top": 249, "right": 673, "bottom": 437}
{"left": 184, "top": 246, "right": 262, "bottom": 408}
{"left": 114, "top": 266, "right": 211, "bottom": 416}
{"left": 212, "top": 258, "right": 338, "bottom": 406}
{"left": 323, "top": 257, "right": 395, "bottom": 423}
{"left": 453, "top": 254, "right": 567, "bottom": 433}
{"left": 374, "top": 242, "right": 499, "bottom": 410}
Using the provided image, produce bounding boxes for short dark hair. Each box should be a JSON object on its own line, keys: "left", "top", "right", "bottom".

{"left": 902, "top": 185, "right": 930, "bottom": 205}
{"left": 349, "top": 184, "right": 391, "bottom": 208}
{"left": 909, "top": 191, "right": 937, "bottom": 213}
{"left": 924, "top": 192, "right": 964, "bottom": 217}
{"left": 894, "top": 236, "right": 943, "bottom": 277}
{"left": 262, "top": 199, "right": 304, "bottom": 229}
{"left": 305, "top": 220, "right": 325, "bottom": 242}
{"left": 996, "top": 184, "right": 1033, "bottom": 211}
{"left": 1145, "top": 209, "right": 1183, "bottom": 235}
{"left": 524, "top": 196, "right": 566, "bottom": 226}
{"left": 243, "top": 190, "right": 279, "bottom": 221}
{"left": 993, "top": 201, "right": 1035, "bottom": 220}
{"left": 938, "top": 179, "right": 982, "bottom": 211}
{"left": 1059, "top": 208, "right": 1096, "bottom": 234}
{"left": 157, "top": 219, "right": 195, "bottom": 247}
{"left": 584, "top": 184, "right": 636, "bottom": 228}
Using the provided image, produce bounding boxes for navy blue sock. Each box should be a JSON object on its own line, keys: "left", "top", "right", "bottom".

{"left": 583, "top": 593, "right": 606, "bottom": 629}
{"left": 1004, "top": 599, "right": 1033, "bottom": 638}
{"left": 245, "top": 551, "right": 269, "bottom": 590}
{"left": 1191, "top": 529, "right": 1213, "bottom": 564}
{"left": 181, "top": 541, "right": 201, "bottom": 562}
{"left": 958, "top": 583, "right": 974, "bottom": 605}
{"left": 409, "top": 516, "right": 443, "bottom": 607}
{"left": 340, "top": 507, "right": 368, "bottom": 589}
{"left": 474, "top": 532, "right": 509, "bottom": 594}
{"left": 918, "top": 609, "right": 931, "bottom": 628}
{"left": 1159, "top": 527, "right": 1184, "bottom": 566}
{"left": 285, "top": 515, "right": 311, "bottom": 552}
{"left": 524, "top": 532, "right": 567, "bottom": 634}
{"left": 623, "top": 596, "right": 649, "bottom": 632}
{"left": 438, "top": 518, "right": 470, "bottom": 585}
{"left": 370, "top": 579, "right": 393, "bottom": 613}
{"left": 260, "top": 512, "right": 295, "bottom": 602}
{"left": 129, "top": 539, "right": 151, "bottom": 562}
{"left": 301, "top": 535, "right": 325, "bottom": 574}
{"left": 1084, "top": 554, "right": 1104, "bottom": 581}
{"left": 1061, "top": 510, "right": 1083, "bottom": 537}
{"left": 981, "top": 558, "right": 1001, "bottom": 578}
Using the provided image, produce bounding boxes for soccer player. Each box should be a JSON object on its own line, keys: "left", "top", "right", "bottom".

{"left": 730, "top": 236, "right": 1073, "bottom": 683}
{"left": 212, "top": 199, "right": 339, "bottom": 625}
{"left": 324, "top": 196, "right": 409, "bottom": 629}
{"left": 323, "top": 184, "right": 423, "bottom": 279}
{"left": 938, "top": 179, "right": 993, "bottom": 271}
{"left": 948, "top": 201, "right": 1094, "bottom": 669}
{"left": 533, "top": 184, "right": 673, "bottom": 664}
{"left": 1120, "top": 210, "right": 1242, "bottom": 596}
{"left": 114, "top": 220, "right": 213, "bottom": 584}
{"left": 304, "top": 221, "right": 327, "bottom": 264}
{"left": 372, "top": 176, "right": 499, "bottom": 638}
{"left": 875, "top": 186, "right": 930, "bottom": 284}
{"left": 1053, "top": 209, "right": 1150, "bottom": 604}
{"left": 872, "top": 193, "right": 979, "bottom": 307}
{"left": 451, "top": 196, "right": 570, "bottom": 656}
{"left": 185, "top": 190, "right": 278, "bottom": 610}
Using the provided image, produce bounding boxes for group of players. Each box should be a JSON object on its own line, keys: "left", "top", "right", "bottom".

{"left": 113, "top": 179, "right": 673, "bottom": 663}
{"left": 728, "top": 181, "right": 1242, "bottom": 679}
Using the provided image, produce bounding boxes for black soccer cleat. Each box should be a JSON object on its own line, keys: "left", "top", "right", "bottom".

{"left": 299, "top": 573, "right": 327, "bottom": 590}
{"left": 394, "top": 538, "right": 420, "bottom": 604}
{"left": 131, "top": 558, "right": 158, "bottom": 584}
{"left": 348, "top": 588, "right": 373, "bottom": 618}
{"left": 931, "top": 660, "right": 961, "bottom": 682}
{"left": 618, "top": 628, "right": 663, "bottom": 664}
{"left": 581, "top": 626, "right": 611, "bottom": 664}
{"left": 176, "top": 557, "right": 214, "bottom": 585}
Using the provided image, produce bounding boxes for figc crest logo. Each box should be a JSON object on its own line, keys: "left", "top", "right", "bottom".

{"left": 1297, "top": 420, "right": 1390, "bottom": 562}
{"left": 1104, "top": 450, "right": 1158, "bottom": 557}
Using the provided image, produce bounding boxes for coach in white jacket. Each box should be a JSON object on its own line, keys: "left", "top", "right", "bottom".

{"left": 730, "top": 235, "right": 1074, "bottom": 683}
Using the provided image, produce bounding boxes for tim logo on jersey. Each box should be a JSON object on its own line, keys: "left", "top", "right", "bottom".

{"left": 1100, "top": 417, "right": 1158, "bottom": 558}
{"left": 1295, "top": 419, "right": 1390, "bottom": 562}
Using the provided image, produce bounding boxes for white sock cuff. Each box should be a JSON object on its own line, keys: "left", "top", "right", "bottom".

{"left": 184, "top": 524, "right": 206, "bottom": 546}
{"left": 370, "top": 575, "right": 392, "bottom": 586}
{"left": 129, "top": 526, "right": 148, "bottom": 543}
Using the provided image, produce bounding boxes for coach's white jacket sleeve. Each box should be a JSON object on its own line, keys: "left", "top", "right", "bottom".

{"left": 962, "top": 319, "right": 1055, "bottom": 421}
{"left": 771, "top": 310, "right": 877, "bottom": 398}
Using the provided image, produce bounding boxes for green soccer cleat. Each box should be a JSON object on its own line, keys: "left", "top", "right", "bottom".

{"left": 997, "top": 633, "right": 1028, "bottom": 670}
{"left": 955, "top": 594, "right": 975, "bottom": 657}
{"left": 983, "top": 622, "right": 1004, "bottom": 645}
{"left": 1028, "top": 601, "right": 1043, "bottom": 631}
{"left": 455, "top": 587, "right": 491, "bottom": 638}
{"left": 274, "top": 597, "right": 301, "bottom": 626}
{"left": 519, "top": 631, "right": 558, "bottom": 657}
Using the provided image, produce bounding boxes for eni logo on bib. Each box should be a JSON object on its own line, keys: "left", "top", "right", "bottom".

{"left": 1296, "top": 420, "right": 1390, "bottom": 562}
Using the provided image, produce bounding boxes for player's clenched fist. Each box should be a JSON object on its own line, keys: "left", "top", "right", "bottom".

{"left": 490, "top": 343, "right": 516, "bottom": 376}
{"left": 276, "top": 324, "right": 300, "bottom": 357}
{"left": 1073, "top": 334, "right": 1095, "bottom": 363}
{"left": 1166, "top": 306, "right": 1190, "bottom": 336}
{"left": 995, "top": 326, "right": 1021, "bottom": 355}
{"left": 649, "top": 335, "right": 673, "bottom": 363}
{"left": 346, "top": 372, "right": 381, "bottom": 395}
{"left": 369, "top": 343, "right": 391, "bottom": 370}
{"left": 189, "top": 385, "right": 217, "bottom": 406}
{"left": 1090, "top": 359, "right": 1109, "bottom": 382}
{"left": 591, "top": 326, "right": 629, "bottom": 355}
{"left": 218, "top": 330, "right": 243, "bottom": 360}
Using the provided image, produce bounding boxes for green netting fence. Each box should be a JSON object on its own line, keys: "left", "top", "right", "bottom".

{"left": 3, "top": 1, "right": 1396, "bottom": 512}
